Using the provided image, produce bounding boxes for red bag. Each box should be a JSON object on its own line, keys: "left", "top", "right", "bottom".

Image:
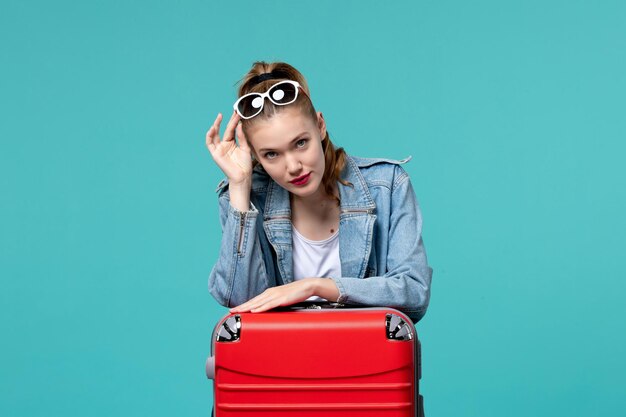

{"left": 206, "top": 303, "right": 424, "bottom": 417}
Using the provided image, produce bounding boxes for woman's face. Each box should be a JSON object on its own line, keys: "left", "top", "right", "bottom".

{"left": 246, "top": 107, "right": 327, "bottom": 199}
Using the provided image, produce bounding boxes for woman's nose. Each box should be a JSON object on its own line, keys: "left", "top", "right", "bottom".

{"left": 286, "top": 154, "right": 302, "bottom": 174}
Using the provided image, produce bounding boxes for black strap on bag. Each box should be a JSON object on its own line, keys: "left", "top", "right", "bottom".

{"left": 271, "top": 301, "right": 348, "bottom": 311}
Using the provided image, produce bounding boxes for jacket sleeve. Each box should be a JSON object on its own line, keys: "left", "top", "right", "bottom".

{"left": 208, "top": 188, "right": 272, "bottom": 308}
{"left": 330, "top": 170, "right": 433, "bottom": 322}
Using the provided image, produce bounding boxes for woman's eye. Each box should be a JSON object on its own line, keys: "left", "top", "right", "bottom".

{"left": 264, "top": 151, "right": 278, "bottom": 159}
{"left": 296, "top": 139, "right": 308, "bottom": 148}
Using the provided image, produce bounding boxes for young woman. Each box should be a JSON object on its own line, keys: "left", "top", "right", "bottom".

{"left": 205, "top": 61, "right": 432, "bottom": 323}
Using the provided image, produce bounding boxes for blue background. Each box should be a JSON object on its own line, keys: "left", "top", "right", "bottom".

{"left": 1, "top": 1, "right": 625, "bottom": 416}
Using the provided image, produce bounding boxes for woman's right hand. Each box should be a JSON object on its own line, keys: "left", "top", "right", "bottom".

{"left": 205, "top": 111, "right": 253, "bottom": 186}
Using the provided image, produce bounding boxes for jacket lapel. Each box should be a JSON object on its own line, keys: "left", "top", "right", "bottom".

{"left": 338, "top": 156, "right": 377, "bottom": 278}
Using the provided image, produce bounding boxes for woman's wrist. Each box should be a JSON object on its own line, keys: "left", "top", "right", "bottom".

{"left": 228, "top": 179, "right": 252, "bottom": 212}
{"left": 312, "top": 277, "right": 340, "bottom": 302}
{"left": 229, "top": 175, "right": 252, "bottom": 188}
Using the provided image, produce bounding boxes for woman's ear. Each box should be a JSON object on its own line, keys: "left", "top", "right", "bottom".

{"left": 317, "top": 111, "right": 327, "bottom": 140}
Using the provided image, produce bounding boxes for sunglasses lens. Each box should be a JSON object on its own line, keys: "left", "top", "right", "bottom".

{"left": 237, "top": 94, "right": 264, "bottom": 118}
{"left": 269, "top": 82, "right": 297, "bottom": 105}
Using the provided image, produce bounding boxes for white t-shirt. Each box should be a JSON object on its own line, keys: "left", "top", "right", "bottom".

{"left": 291, "top": 224, "right": 341, "bottom": 302}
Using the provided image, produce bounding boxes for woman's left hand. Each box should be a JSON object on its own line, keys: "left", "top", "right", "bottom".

{"left": 229, "top": 279, "right": 318, "bottom": 313}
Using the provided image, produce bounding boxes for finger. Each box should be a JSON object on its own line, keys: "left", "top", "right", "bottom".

{"left": 230, "top": 301, "right": 251, "bottom": 312}
{"left": 206, "top": 126, "right": 217, "bottom": 152}
{"left": 251, "top": 298, "right": 284, "bottom": 313}
{"left": 230, "top": 292, "right": 270, "bottom": 312}
{"left": 206, "top": 113, "right": 223, "bottom": 148}
{"left": 222, "top": 110, "right": 241, "bottom": 143}
{"left": 250, "top": 302, "right": 275, "bottom": 313}
{"left": 250, "top": 304, "right": 271, "bottom": 313}
{"left": 212, "top": 113, "right": 224, "bottom": 145}
{"left": 236, "top": 122, "right": 250, "bottom": 152}
{"left": 229, "top": 300, "right": 251, "bottom": 313}
{"left": 238, "top": 295, "right": 272, "bottom": 312}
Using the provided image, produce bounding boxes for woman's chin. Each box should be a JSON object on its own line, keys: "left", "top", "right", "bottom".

{"left": 286, "top": 180, "right": 322, "bottom": 198}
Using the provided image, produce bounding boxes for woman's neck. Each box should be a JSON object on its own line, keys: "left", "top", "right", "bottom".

{"left": 290, "top": 185, "right": 339, "bottom": 221}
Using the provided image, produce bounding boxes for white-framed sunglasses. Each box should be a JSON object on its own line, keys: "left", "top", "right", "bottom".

{"left": 233, "top": 80, "right": 305, "bottom": 120}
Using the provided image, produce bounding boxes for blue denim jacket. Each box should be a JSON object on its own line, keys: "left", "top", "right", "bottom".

{"left": 208, "top": 154, "right": 433, "bottom": 323}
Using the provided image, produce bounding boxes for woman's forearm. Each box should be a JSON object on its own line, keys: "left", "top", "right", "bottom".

{"left": 313, "top": 278, "right": 340, "bottom": 302}
{"left": 228, "top": 180, "right": 251, "bottom": 212}
{"left": 209, "top": 193, "right": 269, "bottom": 307}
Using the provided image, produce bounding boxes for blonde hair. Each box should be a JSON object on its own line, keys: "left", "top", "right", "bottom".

{"left": 236, "top": 61, "right": 349, "bottom": 203}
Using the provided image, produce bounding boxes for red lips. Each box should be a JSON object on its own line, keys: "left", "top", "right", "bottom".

{"left": 289, "top": 172, "right": 311, "bottom": 186}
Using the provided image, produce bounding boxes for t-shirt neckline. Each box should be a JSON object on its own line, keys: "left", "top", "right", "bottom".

{"left": 291, "top": 223, "right": 339, "bottom": 245}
